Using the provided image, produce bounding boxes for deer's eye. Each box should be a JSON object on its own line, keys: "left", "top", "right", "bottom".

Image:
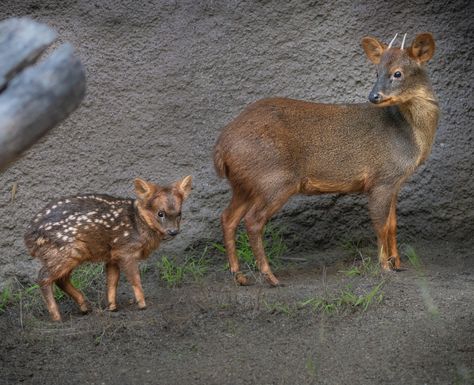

{"left": 157, "top": 211, "right": 165, "bottom": 218}
{"left": 393, "top": 71, "right": 402, "bottom": 78}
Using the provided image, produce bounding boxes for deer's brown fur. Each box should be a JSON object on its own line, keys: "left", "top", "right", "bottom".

{"left": 214, "top": 33, "right": 439, "bottom": 286}
{"left": 24, "top": 176, "right": 192, "bottom": 321}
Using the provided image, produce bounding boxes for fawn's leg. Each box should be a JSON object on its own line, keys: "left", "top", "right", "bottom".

{"left": 221, "top": 193, "right": 251, "bottom": 285}
{"left": 368, "top": 186, "right": 397, "bottom": 271}
{"left": 105, "top": 262, "right": 120, "bottom": 311}
{"left": 56, "top": 273, "right": 89, "bottom": 314}
{"left": 120, "top": 258, "right": 146, "bottom": 309}
{"left": 38, "top": 267, "right": 62, "bottom": 322}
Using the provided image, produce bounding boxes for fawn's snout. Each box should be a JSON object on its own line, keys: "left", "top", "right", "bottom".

{"left": 134, "top": 176, "right": 192, "bottom": 238}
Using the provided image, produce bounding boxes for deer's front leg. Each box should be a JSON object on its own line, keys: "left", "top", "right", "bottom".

{"left": 120, "top": 256, "right": 146, "bottom": 309}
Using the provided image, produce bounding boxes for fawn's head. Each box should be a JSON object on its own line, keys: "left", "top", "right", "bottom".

{"left": 134, "top": 176, "right": 192, "bottom": 239}
{"left": 361, "top": 33, "right": 436, "bottom": 107}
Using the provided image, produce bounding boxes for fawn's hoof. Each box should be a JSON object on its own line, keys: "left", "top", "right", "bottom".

{"left": 233, "top": 271, "right": 252, "bottom": 286}
{"left": 79, "top": 303, "right": 91, "bottom": 314}
{"left": 107, "top": 304, "right": 118, "bottom": 312}
{"left": 137, "top": 302, "right": 147, "bottom": 310}
{"left": 50, "top": 314, "right": 62, "bottom": 322}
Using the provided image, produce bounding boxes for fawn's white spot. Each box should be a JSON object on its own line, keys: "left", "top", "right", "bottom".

{"left": 45, "top": 209, "right": 51, "bottom": 215}
{"left": 113, "top": 237, "right": 119, "bottom": 243}
{"left": 123, "top": 231, "right": 129, "bottom": 237}
{"left": 113, "top": 225, "right": 120, "bottom": 230}
{"left": 52, "top": 205, "right": 57, "bottom": 209}
{"left": 45, "top": 226, "right": 52, "bottom": 230}
{"left": 56, "top": 232, "right": 62, "bottom": 238}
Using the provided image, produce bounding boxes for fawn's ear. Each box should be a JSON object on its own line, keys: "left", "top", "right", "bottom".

{"left": 361, "top": 36, "right": 386, "bottom": 64}
{"left": 134, "top": 178, "right": 157, "bottom": 201}
{"left": 409, "top": 33, "right": 435, "bottom": 63}
{"left": 175, "top": 175, "right": 192, "bottom": 200}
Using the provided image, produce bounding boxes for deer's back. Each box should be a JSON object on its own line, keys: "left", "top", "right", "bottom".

{"left": 215, "top": 98, "right": 418, "bottom": 195}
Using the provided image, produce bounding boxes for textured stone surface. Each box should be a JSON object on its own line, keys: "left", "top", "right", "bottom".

{"left": 0, "top": 0, "right": 472, "bottom": 284}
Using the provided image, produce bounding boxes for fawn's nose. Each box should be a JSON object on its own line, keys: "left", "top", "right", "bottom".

{"left": 167, "top": 229, "right": 179, "bottom": 237}
{"left": 369, "top": 91, "right": 382, "bottom": 104}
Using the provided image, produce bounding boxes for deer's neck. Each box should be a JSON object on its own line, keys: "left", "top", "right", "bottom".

{"left": 398, "top": 89, "right": 439, "bottom": 165}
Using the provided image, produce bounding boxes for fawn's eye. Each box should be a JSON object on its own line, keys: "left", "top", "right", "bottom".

{"left": 157, "top": 211, "right": 165, "bottom": 218}
{"left": 393, "top": 71, "right": 402, "bottom": 78}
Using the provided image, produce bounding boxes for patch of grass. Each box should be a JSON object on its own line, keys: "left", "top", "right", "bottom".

{"left": 0, "top": 264, "right": 105, "bottom": 315}
{"left": 305, "top": 356, "right": 318, "bottom": 380}
{"left": 403, "top": 244, "right": 422, "bottom": 270}
{"left": 299, "top": 282, "right": 385, "bottom": 314}
{"left": 0, "top": 285, "right": 13, "bottom": 313}
{"left": 157, "top": 252, "right": 210, "bottom": 288}
{"left": 263, "top": 300, "right": 294, "bottom": 316}
{"left": 214, "top": 223, "right": 287, "bottom": 271}
{"left": 402, "top": 245, "right": 439, "bottom": 316}
{"left": 340, "top": 238, "right": 380, "bottom": 277}
{"left": 340, "top": 256, "right": 380, "bottom": 277}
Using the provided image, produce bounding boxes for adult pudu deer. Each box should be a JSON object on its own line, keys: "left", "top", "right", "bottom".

{"left": 214, "top": 33, "right": 439, "bottom": 286}
{"left": 25, "top": 176, "right": 192, "bottom": 321}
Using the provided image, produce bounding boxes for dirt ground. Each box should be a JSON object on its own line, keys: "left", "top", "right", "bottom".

{"left": 1, "top": 240, "right": 473, "bottom": 385}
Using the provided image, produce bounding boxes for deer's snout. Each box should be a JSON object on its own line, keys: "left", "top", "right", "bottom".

{"left": 369, "top": 91, "right": 382, "bottom": 104}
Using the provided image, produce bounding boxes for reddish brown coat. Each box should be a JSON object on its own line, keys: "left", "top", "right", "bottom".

{"left": 25, "top": 176, "right": 192, "bottom": 321}
{"left": 214, "top": 33, "right": 439, "bottom": 286}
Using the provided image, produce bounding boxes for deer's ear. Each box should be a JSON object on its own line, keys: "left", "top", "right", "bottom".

{"left": 134, "top": 178, "right": 157, "bottom": 201}
{"left": 175, "top": 175, "right": 192, "bottom": 200}
{"left": 361, "top": 36, "right": 386, "bottom": 64}
{"left": 409, "top": 33, "right": 435, "bottom": 63}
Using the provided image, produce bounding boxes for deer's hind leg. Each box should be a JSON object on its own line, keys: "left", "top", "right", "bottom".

{"left": 38, "top": 267, "right": 62, "bottom": 322}
{"left": 221, "top": 191, "right": 252, "bottom": 285}
{"left": 55, "top": 272, "right": 89, "bottom": 314}
{"left": 38, "top": 247, "right": 83, "bottom": 321}
{"left": 244, "top": 185, "right": 297, "bottom": 286}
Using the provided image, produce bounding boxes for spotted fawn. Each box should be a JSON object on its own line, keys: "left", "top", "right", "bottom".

{"left": 24, "top": 176, "right": 192, "bottom": 321}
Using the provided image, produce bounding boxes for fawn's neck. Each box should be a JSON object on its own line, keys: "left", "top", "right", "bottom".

{"left": 133, "top": 201, "right": 163, "bottom": 252}
{"left": 398, "top": 88, "right": 439, "bottom": 165}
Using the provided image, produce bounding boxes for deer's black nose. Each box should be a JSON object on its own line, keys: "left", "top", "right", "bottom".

{"left": 167, "top": 229, "right": 179, "bottom": 237}
{"left": 369, "top": 92, "right": 382, "bottom": 104}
